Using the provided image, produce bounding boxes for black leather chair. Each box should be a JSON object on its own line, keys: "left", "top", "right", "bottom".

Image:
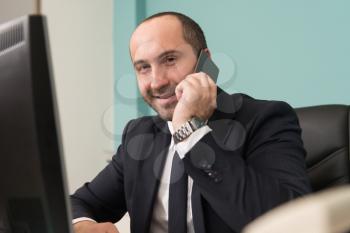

{"left": 295, "top": 105, "right": 350, "bottom": 191}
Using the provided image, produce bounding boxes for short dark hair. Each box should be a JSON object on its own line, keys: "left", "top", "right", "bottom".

{"left": 141, "top": 11, "right": 207, "bottom": 55}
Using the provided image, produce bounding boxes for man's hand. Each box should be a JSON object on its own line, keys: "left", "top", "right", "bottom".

{"left": 73, "top": 221, "right": 120, "bottom": 233}
{"left": 172, "top": 72, "right": 217, "bottom": 131}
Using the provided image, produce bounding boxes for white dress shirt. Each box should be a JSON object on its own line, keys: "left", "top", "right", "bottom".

{"left": 73, "top": 121, "right": 212, "bottom": 233}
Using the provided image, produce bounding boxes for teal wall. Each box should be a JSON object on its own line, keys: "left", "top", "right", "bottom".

{"left": 113, "top": 0, "right": 141, "bottom": 143}
{"left": 114, "top": 0, "right": 350, "bottom": 144}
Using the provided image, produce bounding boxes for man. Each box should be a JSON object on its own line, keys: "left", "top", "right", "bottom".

{"left": 71, "top": 12, "right": 311, "bottom": 233}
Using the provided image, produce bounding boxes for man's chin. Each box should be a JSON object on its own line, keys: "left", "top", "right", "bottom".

{"left": 146, "top": 101, "right": 176, "bottom": 121}
{"left": 153, "top": 106, "right": 174, "bottom": 121}
{"left": 157, "top": 110, "right": 174, "bottom": 121}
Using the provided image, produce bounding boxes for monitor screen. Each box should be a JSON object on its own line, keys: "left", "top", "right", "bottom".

{"left": 0, "top": 15, "right": 72, "bottom": 233}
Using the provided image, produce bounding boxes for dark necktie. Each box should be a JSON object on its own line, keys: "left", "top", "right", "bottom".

{"left": 168, "top": 151, "right": 188, "bottom": 233}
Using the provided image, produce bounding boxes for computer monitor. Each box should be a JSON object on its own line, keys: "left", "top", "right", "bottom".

{"left": 0, "top": 15, "right": 73, "bottom": 233}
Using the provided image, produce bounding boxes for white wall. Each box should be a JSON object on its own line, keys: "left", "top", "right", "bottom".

{"left": 41, "top": 0, "right": 114, "bottom": 194}
{"left": 41, "top": 1, "right": 130, "bottom": 232}
{"left": 0, "top": 0, "right": 35, "bottom": 23}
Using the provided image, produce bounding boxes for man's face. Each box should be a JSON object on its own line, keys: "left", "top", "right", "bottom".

{"left": 130, "top": 16, "right": 197, "bottom": 120}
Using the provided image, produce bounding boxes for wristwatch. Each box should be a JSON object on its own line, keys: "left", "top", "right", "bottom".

{"left": 173, "top": 117, "right": 206, "bottom": 143}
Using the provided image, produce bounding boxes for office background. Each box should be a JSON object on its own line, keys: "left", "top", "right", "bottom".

{"left": 1, "top": 0, "right": 349, "bottom": 232}
{"left": 114, "top": 0, "right": 350, "bottom": 146}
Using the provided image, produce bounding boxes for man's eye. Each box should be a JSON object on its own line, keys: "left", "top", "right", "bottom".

{"left": 137, "top": 64, "right": 151, "bottom": 73}
{"left": 164, "top": 56, "right": 176, "bottom": 65}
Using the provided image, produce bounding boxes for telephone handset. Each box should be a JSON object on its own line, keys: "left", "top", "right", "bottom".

{"left": 194, "top": 50, "right": 219, "bottom": 83}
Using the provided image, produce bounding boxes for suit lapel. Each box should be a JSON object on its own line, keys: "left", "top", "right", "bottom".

{"left": 130, "top": 118, "right": 171, "bottom": 233}
{"left": 192, "top": 183, "right": 206, "bottom": 233}
{"left": 191, "top": 89, "right": 241, "bottom": 232}
{"left": 208, "top": 88, "right": 240, "bottom": 151}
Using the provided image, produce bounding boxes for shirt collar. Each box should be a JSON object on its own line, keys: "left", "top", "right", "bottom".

{"left": 167, "top": 121, "right": 174, "bottom": 135}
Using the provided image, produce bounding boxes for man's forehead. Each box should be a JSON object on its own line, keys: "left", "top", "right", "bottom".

{"left": 129, "top": 15, "right": 186, "bottom": 60}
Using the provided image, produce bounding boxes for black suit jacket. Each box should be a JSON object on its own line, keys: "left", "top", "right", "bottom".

{"left": 71, "top": 91, "right": 311, "bottom": 233}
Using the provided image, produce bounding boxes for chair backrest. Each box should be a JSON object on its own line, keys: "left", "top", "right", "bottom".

{"left": 295, "top": 105, "right": 350, "bottom": 191}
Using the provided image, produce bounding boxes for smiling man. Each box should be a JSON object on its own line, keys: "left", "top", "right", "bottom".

{"left": 71, "top": 12, "right": 311, "bottom": 233}
{"left": 130, "top": 13, "right": 216, "bottom": 129}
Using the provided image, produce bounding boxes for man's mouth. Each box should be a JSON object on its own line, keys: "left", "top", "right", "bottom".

{"left": 153, "top": 93, "right": 177, "bottom": 105}
{"left": 155, "top": 93, "right": 175, "bottom": 99}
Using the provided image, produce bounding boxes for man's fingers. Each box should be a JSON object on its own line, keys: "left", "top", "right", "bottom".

{"left": 102, "top": 222, "right": 119, "bottom": 233}
{"left": 176, "top": 78, "right": 195, "bottom": 99}
{"left": 186, "top": 72, "right": 206, "bottom": 86}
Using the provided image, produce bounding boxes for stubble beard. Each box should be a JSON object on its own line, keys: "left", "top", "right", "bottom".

{"left": 143, "top": 96, "right": 177, "bottom": 121}
{"left": 143, "top": 85, "right": 178, "bottom": 121}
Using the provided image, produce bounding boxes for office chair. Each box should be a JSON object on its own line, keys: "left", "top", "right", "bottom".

{"left": 243, "top": 105, "right": 350, "bottom": 233}
{"left": 295, "top": 105, "right": 350, "bottom": 191}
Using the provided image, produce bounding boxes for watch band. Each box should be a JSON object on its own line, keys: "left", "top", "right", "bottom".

{"left": 173, "top": 117, "right": 206, "bottom": 143}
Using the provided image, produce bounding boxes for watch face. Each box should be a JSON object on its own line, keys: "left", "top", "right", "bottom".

{"left": 191, "top": 117, "right": 206, "bottom": 129}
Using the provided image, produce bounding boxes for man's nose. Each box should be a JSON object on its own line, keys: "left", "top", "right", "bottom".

{"left": 150, "top": 66, "right": 168, "bottom": 90}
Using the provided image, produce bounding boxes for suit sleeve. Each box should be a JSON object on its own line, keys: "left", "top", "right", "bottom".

{"left": 70, "top": 121, "right": 131, "bottom": 223}
{"left": 183, "top": 101, "right": 312, "bottom": 232}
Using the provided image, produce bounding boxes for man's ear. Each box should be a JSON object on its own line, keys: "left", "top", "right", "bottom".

{"left": 203, "top": 48, "right": 212, "bottom": 58}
